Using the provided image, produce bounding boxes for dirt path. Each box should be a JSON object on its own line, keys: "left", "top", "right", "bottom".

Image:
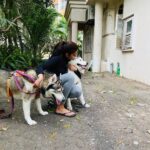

{"left": 1, "top": 72, "right": 150, "bottom": 150}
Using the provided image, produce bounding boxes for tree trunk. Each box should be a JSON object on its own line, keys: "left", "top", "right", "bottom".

{"left": 7, "top": 34, "right": 13, "bottom": 52}
{"left": 13, "top": 36, "right": 18, "bottom": 48}
{"left": 15, "top": 23, "right": 24, "bottom": 52}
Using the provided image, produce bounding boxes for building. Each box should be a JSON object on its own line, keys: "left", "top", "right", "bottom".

{"left": 65, "top": 0, "right": 150, "bottom": 85}
{"left": 53, "top": 0, "right": 67, "bottom": 15}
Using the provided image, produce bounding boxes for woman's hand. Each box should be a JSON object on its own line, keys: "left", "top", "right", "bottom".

{"left": 68, "top": 64, "right": 77, "bottom": 71}
{"left": 34, "top": 74, "right": 44, "bottom": 88}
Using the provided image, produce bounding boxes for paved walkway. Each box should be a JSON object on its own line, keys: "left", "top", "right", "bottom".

{"left": 1, "top": 72, "right": 150, "bottom": 150}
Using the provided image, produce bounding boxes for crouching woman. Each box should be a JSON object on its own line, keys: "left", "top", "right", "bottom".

{"left": 34, "top": 41, "right": 82, "bottom": 117}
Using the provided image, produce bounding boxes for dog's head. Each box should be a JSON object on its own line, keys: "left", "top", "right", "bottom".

{"left": 69, "top": 57, "right": 88, "bottom": 74}
{"left": 41, "top": 73, "right": 65, "bottom": 103}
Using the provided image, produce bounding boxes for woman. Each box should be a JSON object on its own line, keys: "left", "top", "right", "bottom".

{"left": 34, "top": 41, "right": 82, "bottom": 117}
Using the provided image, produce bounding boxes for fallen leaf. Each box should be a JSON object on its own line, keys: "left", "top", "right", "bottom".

{"left": 76, "top": 115, "right": 81, "bottom": 121}
{"left": 125, "top": 112, "right": 135, "bottom": 118}
{"left": 117, "top": 139, "right": 123, "bottom": 145}
{"left": 49, "top": 131, "right": 57, "bottom": 140}
{"left": 63, "top": 123, "right": 71, "bottom": 129}
{"left": 133, "top": 141, "right": 139, "bottom": 145}
{"left": 88, "top": 99, "right": 93, "bottom": 103}
{"left": 85, "top": 81, "right": 89, "bottom": 84}
{"left": 0, "top": 127, "right": 8, "bottom": 131}
{"left": 101, "top": 73, "right": 105, "bottom": 78}
{"left": 60, "top": 119, "right": 64, "bottom": 122}
{"left": 129, "top": 97, "right": 137, "bottom": 105}
{"left": 137, "top": 103, "right": 145, "bottom": 107}
{"left": 146, "top": 130, "right": 150, "bottom": 134}
{"left": 108, "top": 90, "right": 114, "bottom": 93}
{"left": 101, "top": 91, "right": 106, "bottom": 94}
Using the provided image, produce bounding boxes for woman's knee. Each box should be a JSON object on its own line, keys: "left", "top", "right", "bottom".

{"left": 75, "top": 90, "right": 81, "bottom": 98}
{"left": 61, "top": 72, "right": 74, "bottom": 84}
{"left": 67, "top": 73, "right": 74, "bottom": 82}
{"left": 70, "top": 87, "right": 82, "bottom": 98}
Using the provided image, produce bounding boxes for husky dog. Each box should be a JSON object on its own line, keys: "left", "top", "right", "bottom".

{"left": 40, "top": 72, "right": 65, "bottom": 105}
{"left": 0, "top": 70, "right": 64, "bottom": 125}
{"left": 67, "top": 57, "right": 90, "bottom": 110}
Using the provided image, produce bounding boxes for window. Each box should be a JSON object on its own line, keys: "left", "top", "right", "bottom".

{"left": 122, "top": 15, "right": 134, "bottom": 50}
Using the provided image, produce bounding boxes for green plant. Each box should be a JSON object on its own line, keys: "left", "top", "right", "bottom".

{"left": 0, "top": 0, "right": 68, "bottom": 70}
{"left": 0, "top": 47, "right": 40, "bottom": 70}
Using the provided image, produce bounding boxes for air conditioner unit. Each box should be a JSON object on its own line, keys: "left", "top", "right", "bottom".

{"left": 86, "top": 5, "right": 95, "bottom": 21}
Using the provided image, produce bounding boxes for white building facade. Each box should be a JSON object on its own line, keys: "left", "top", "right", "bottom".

{"left": 65, "top": 0, "right": 150, "bottom": 85}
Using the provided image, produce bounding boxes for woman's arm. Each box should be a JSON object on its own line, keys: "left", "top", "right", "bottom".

{"left": 34, "top": 74, "right": 44, "bottom": 87}
{"left": 68, "top": 64, "right": 77, "bottom": 71}
{"left": 36, "top": 56, "right": 60, "bottom": 75}
{"left": 35, "top": 56, "right": 60, "bottom": 87}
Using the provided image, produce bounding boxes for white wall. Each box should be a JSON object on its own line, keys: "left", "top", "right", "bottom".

{"left": 103, "top": 0, "right": 150, "bottom": 85}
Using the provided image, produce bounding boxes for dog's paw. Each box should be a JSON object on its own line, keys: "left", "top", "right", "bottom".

{"left": 40, "top": 111, "right": 48, "bottom": 115}
{"left": 27, "top": 120, "right": 37, "bottom": 126}
{"left": 67, "top": 106, "right": 73, "bottom": 111}
{"left": 84, "top": 103, "right": 90, "bottom": 108}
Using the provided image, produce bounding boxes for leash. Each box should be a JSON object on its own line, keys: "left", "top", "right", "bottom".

{"left": 15, "top": 70, "right": 36, "bottom": 83}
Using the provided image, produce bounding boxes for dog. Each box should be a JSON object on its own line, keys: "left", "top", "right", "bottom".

{"left": 40, "top": 72, "right": 65, "bottom": 105}
{"left": 67, "top": 57, "right": 90, "bottom": 111}
{"left": 0, "top": 70, "right": 65, "bottom": 125}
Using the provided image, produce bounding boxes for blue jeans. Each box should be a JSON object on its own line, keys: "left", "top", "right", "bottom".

{"left": 60, "top": 72, "right": 81, "bottom": 103}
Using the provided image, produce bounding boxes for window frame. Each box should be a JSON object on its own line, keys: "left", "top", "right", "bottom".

{"left": 122, "top": 15, "right": 134, "bottom": 52}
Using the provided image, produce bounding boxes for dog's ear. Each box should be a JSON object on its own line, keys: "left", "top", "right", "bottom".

{"left": 52, "top": 74, "right": 57, "bottom": 83}
{"left": 48, "top": 74, "right": 57, "bottom": 83}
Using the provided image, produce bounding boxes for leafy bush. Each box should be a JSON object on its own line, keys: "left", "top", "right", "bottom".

{"left": 0, "top": 47, "right": 41, "bottom": 70}
{"left": 0, "top": 1, "right": 68, "bottom": 70}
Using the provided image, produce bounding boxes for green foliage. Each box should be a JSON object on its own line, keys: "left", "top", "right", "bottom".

{"left": 21, "top": 2, "right": 53, "bottom": 50}
{"left": 0, "top": 0, "right": 68, "bottom": 70}
{"left": 45, "top": 15, "right": 68, "bottom": 53}
{"left": 0, "top": 46, "right": 40, "bottom": 70}
{"left": 51, "top": 16, "right": 68, "bottom": 39}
